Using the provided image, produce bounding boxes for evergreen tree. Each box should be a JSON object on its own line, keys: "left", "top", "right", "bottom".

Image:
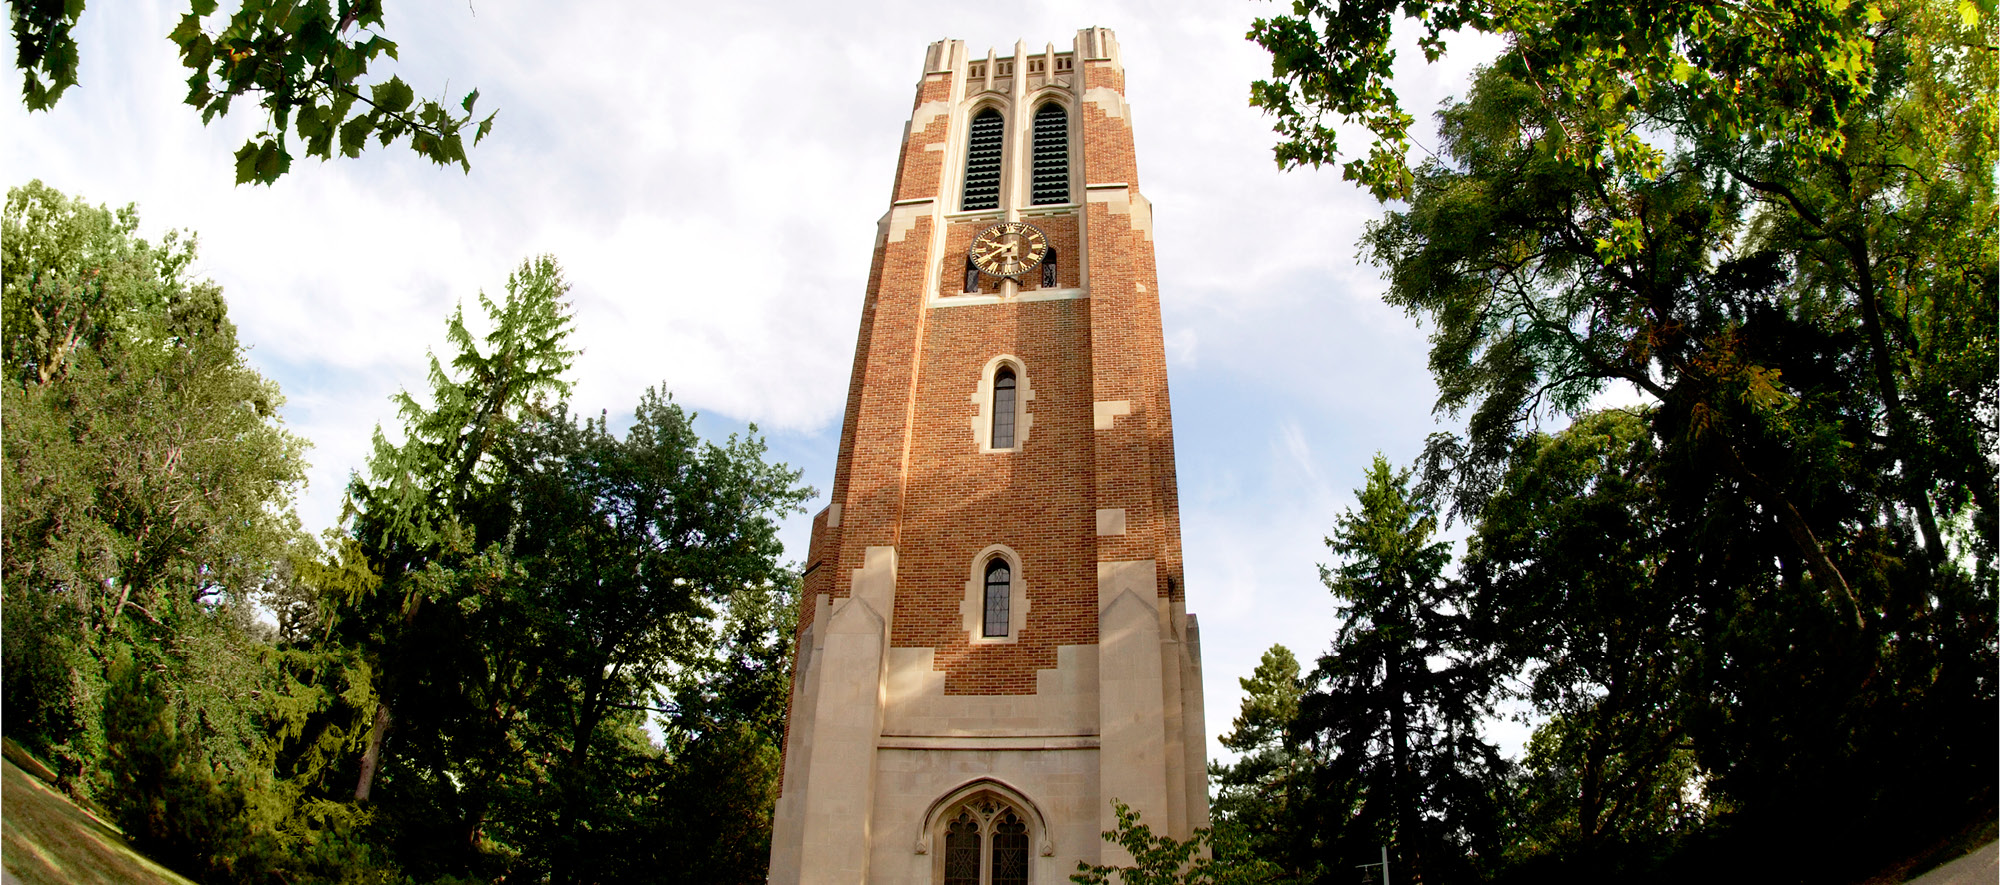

{"left": 1209, "top": 645, "right": 1308, "bottom": 880}
{"left": 326, "top": 258, "right": 813, "bottom": 882}
{"left": 337, "top": 254, "right": 577, "bottom": 810}
{"left": 1294, "top": 457, "right": 1503, "bottom": 884}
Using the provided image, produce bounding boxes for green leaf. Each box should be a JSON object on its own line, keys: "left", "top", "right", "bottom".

{"left": 370, "top": 76, "right": 414, "bottom": 114}
{"left": 339, "top": 116, "right": 371, "bottom": 157}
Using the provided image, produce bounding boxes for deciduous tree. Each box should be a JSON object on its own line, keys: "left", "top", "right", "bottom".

{"left": 1465, "top": 410, "right": 1706, "bottom": 871}
{"left": 10, "top": 0, "right": 494, "bottom": 183}
{"left": 1, "top": 180, "right": 307, "bottom": 780}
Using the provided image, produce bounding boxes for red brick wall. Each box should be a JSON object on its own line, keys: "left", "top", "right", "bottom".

{"left": 793, "top": 46, "right": 1184, "bottom": 696}
{"left": 893, "top": 296, "right": 1096, "bottom": 693}
{"left": 894, "top": 74, "right": 954, "bottom": 203}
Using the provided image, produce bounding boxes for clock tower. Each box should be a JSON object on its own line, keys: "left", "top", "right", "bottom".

{"left": 767, "top": 29, "right": 1209, "bottom": 884}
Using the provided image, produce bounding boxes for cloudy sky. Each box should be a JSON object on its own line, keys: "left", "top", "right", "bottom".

{"left": 3, "top": 2, "right": 1526, "bottom": 757}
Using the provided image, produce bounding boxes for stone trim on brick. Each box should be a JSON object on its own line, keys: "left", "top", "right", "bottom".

{"left": 1095, "top": 508, "right": 1127, "bottom": 536}
{"left": 772, "top": 28, "right": 1208, "bottom": 884}
{"left": 1093, "top": 399, "right": 1130, "bottom": 430}
{"left": 962, "top": 543, "right": 1032, "bottom": 644}
{"left": 970, "top": 355, "right": 1036, "bottom": 452}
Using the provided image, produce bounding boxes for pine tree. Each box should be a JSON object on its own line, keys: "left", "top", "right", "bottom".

{"left": 1209, "top": 645, "right": 1308, "bottom": 879}
{"left": 1294, "top": 456, "right": 1502, "bottom": 884}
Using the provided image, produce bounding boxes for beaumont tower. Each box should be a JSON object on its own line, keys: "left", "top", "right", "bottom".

{"left": 768, "top": 29, "right": 1209, "bottom": 885}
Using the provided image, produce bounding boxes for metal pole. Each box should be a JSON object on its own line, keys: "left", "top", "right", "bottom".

{"left": 1357, "top": 844, "right": 1390, "bottom": 885}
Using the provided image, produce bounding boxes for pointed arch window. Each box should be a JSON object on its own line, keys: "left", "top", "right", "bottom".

{"left": 983, "top": 558, "right": 1012, "bottom": 638}
{"left": 1039, "top": 248, "right": 1058, "bottom": 288}
{"left": 990, "top": 368, "right": 1017, "bottom": 449}
{"left": 937, "top": 797, "right": 1032, "bottom": 885}
{"left": 962, "top": 108, "right": 1004, "bottom": 211}
{"left": 1029, "top": 103, "right": 1069, "bottom": 205}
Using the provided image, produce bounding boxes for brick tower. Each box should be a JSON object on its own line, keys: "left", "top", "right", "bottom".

{"left": 768, "top": 29, "right": 1208, "bottom": 885}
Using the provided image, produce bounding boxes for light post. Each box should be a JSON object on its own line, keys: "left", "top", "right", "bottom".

{"left": 1356, "top": 845, "right": 1390, "bottom": 885}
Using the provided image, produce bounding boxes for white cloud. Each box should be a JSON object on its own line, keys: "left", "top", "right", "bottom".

{"left": 4, "top": 1, "right": 1510, "bottom": 762}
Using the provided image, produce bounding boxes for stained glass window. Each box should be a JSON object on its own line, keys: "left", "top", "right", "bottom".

{"left": 991, "top": 368, "right": 1017, "bottom": 449}
{"left": 944, "top": 813, "right": 981, "bottom": 885}
{"left": 990, "top": 810, "right": 1030, "bottom": 885}
{"left": 936, "top": 798, "right": 1035, "bottom": 885}
{"left": 983, "top": 559, "right": 1011, "bottom": 637}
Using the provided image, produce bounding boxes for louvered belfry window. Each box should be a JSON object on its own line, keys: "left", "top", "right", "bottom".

{"left": 1030, "top": 102, "right": 1070, "bottom": 205}
{"left": 962, "top": 109, "right": 1004, "bottom": 211}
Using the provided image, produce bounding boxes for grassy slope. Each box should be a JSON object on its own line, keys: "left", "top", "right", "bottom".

{"left": 1, "top": 751, "right": 196, "bottom": 885}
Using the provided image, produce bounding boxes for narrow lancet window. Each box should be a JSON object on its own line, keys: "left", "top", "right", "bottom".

{"left": 962, "top": 109, "right": 1004, "bottom": 211}
{"left": 983, "top": 559, "right": 1012, "bottom": 637}
{"left": 1040, "top": 248, "right": 1058, "bottom": 288}
{"left": 991, "top": 368, "right": 1017, "bottom": 449}
{"left": 1030, "top": 102, "right": 1070, "bottom": 205}
{"left": 965, "top": 256, "right": 981, "bottom": 293}
{"left": 944, "top": 813, "right": 981, "bottom": 885}
{"left": 990, "top": 811, "right": 1030, "bottom": 885}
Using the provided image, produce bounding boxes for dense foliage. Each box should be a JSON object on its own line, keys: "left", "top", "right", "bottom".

{"left": 1230, "top": 0, "right": 1996, "bottom": 879}
{"left": 1071, "top": 801, "right": 1287, "bottom": 885}
{"left": 1, "top": 183, "right": 809, "bottom": 884}
{"left": 9, "top": 0, "right": 493, "bottom": 183}
{"left": 332, "top": 264, "right": 811, "bottom": 880}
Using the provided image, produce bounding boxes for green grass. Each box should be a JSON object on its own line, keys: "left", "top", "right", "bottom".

{"left": 1, "top": 750, "right": 196, "bottom": 885}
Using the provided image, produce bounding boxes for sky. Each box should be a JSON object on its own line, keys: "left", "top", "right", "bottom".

{"left": 2, "top": 2, "right": 1530, "bottom": 759}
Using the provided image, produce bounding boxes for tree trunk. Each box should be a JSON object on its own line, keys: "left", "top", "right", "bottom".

{"left": 1388, "top": 633, "right": 1422, "bottom": 884}
{"left": 354, "top": 701, "right": 392, "bottom": 802}
{"left": 1717, "top": 441, "right": 1863, "bottom": 630}
{"left": 1845, "top": 235, "right": 1947, "bottom": 565}
{"left": 550, "top": 662, "right": 615, "bottom": 884}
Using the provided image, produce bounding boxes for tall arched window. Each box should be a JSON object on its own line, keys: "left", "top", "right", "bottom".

{"left": 962, "top": 108, "right": 1004, "bottom": 211}
{"left": 1039, "top": 248, "right": 1058, "bottom": 288}
{"left": 939, "top": 798, "right": 1032, "bottom": 885}
{"left": 983, "top": 558, "right": 1011, "bottom": 638}
{"left": 1029, "top": 102, "right": 1069, "bottom": 205}
{"left": 990, "top": 368, "right": 1017, "bottom": 449}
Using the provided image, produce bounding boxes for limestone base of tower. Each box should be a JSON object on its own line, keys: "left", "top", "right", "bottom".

{"left": 766, "top": 548, "right": 1210, "bottom": 885}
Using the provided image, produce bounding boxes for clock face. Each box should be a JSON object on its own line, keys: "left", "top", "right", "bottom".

{"left": 968, "top": 222, "right": 1050, "bottom": 279}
